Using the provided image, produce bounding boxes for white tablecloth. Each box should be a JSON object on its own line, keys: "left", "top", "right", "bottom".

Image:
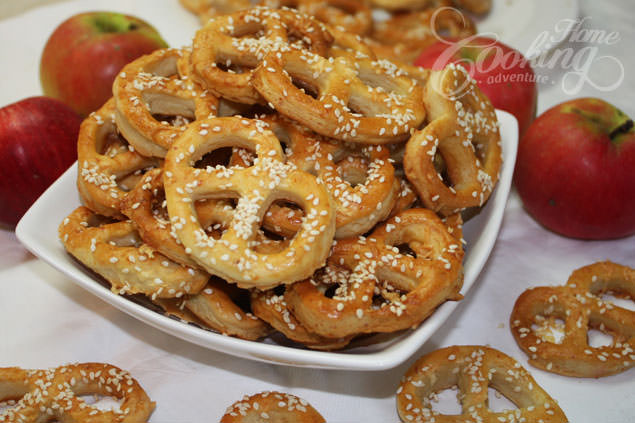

{"left": 1, "top": 1, "right": 633, "bottom": 422}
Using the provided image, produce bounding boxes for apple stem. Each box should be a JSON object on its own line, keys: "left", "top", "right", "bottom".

{"left": 609, "top": 118, "right": 634, "bottom": 140}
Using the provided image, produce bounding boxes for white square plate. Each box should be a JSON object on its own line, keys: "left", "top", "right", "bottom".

{"left": 16, "top": 110, "right": 517, "bottom": 371}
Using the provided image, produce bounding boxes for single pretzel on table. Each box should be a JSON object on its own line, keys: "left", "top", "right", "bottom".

{"left": 59, "top": 206, "right": 209, "bottom": 300}
{"left": 190, "top": 7, "right": 333, "bottom": 105}
{"left": 260, "top": 0, "right": 373, "bottom": 35}
{"left": 0, "top": 362, "right": 154, "bottom": 423}
{"left": 396, "top": 345, "right": 568, "bottom": 423}
{"left": 221, "top": 391, "right": 325, "bottom": 423}
{"left": 252, "top": 43, "right": 426, "bottom": 144}
{"left": 404, "top": 64, "right": 502, "bottom": 216}
{"left": 163, "top": 116, "right": 336, "bottom": 289}
{"left": 113, "top": 48, "right": 219, "bottom": 158}
{"left": 286, "top": 208, "right": 464, "bottom": 338}
{"left": 510, "top": 261, "right": 635, "bottom": 378}
{"left": 77, "top": 99, "right": 159, "bottom": 220}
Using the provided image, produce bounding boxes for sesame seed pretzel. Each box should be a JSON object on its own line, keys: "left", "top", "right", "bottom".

{"left": 184, "top": 277, "right": 274, "bottom": 340}
{"left": 221, "top": 391, "right": 325, "bottom": 423}
{"left": 396, "top": 346, "right": 568, "bottom": 423}
{"left": 113, "top": 48, "right": 219, "bottom": 158}
{"left": 453, "top": 0, "right": 492, "bottom": 15}
{"left": 121, "top": 168, "right": 238, "bottom": 268}
{"left": 190, "top": 7, "right": 334, "bottom": 105}
{"left": 260, "top": 0, "right": 373, "bottom": 35}
{"left": 369, "top": 0, "right": 440, "bottom": 10}
{"left": 0, "top": 363, "right": 154, "bottom": 423}
{"left": 286, "top": 208, "right": 464, "bottom": 338}
{"left": 404, "top": 65, "right": 502, "bottom": 216}
{"left": 321, "top": 144, "right": 400, "bottom": 238}
{"left": 179, "top": 0, "right": 251, "bottom": 23}
{"left": 59, "top": 207, "right": 209, "bottom": 300}
{"left": 77, "top": 99, "right": 159, "bottom": 220}
{"left": 244, "top": 114, "right": 400, "bottom": 238}
{"left": 163, "top": 116, "right": 336, "bottom": 289}
{"left": 372, "top": 5, "right": 476, "bottom": 51}
{"left": 511, "top": 261, "right": 635, "bottom": 378}
{"left": 251, "top": 287, "right": 353, "bottom": 350}
{"left": 252, "top": 45, "right": 425, "bottom": 144}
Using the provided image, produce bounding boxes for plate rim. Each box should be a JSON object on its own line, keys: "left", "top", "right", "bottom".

{"left": 16, "top": 110, "right": 518, "bottom": 371}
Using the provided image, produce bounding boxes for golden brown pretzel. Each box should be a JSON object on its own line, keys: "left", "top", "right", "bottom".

{"left": 184, "top": 277, "right": 274, "bottom": 340}
{"left": 59, "top": 206, "right": 209, "bottom": 300}
{"left": 286, "top": 208, "right": 464, "bottom": 338}
{"left": 321, "top": 144, "right": 400, "bottom": 238}
{"left": 113, "top": 48, "right": 219, "bottom": 158}
{"left": 372, "top": 5, "right": 476, "bottom": 51}
{"left": 396, "top": 346, "right": 568, "bottom": 423}
{"left": 190, "top": 7, "right": 333, "bottom": 105}
{"left": 179, "top": 0, "right": 251, "bottom": 23}
{"left": 0, "top": 363, "right": 154, "bottom": 422}
{"left": 260, "top": 0, "right": 373, "bottom": 35}
{"left": 251, "top": 287, "right": 353, "bottom": 349}
{"left": 120, "top": 167, "right": 238, "bottom": 268}
{"left": 77, "top": 99, "right": 159, "bottom": 219}
{"left": 163, "top": 116, "right": 336, "bottom": 289}
{"left": 252, "top": 45, "right": 426, "bottom": 144}
{"left": 453, "top": 0, "right": 492, "bottom": 15}
{"left": 221, "top": 391, "right": 325, "bottom": 423}
{"left": 404, "top": 64, "right": 501, "bottom": 216}
{"left": 511, "top": 261, "right": 635, "bottom": 378}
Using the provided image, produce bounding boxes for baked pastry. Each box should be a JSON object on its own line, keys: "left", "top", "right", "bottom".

{"left": 0, "top": 363, "right": 154, "bottom": 422}
{"left": 396, "top": 345, "right": 568, "bottom": 423}
{"left": 511, "top": 261, "right": 635, "bottom": 378}
{"left": 221, "top": 391, "right": 325, "bottom": 422}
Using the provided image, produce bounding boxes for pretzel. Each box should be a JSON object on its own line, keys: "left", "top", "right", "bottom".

{"left": 163, "top": 116, "right": 336, "bottom": 289}
{"left": 396, "top": 346, "right": 568, "bottom": 423}
{"left": 190, "top": 7, "right": 333, "bottom": 105}
{"left": 59, "top": 207, "right": 209, "bottom": 300}
{"left": 246, "top": 114, "right": 400, "bottom": 238}
{"left": 113, "top": 48, "right": 219, "bottom": 158}
{"left": 260, "top": 0, "right": 373, "bottom": 35}
{"left": 252, "top": 44, "right": 426, "bottom": 144}
{"left": 77, "top": 99, "right": 159, "bottom": 219}
{"left": 120, "top": 168, "right": 238, "bottom": 268}
{"left": 404, "top": 64, "right": 501, "bottom": 216}
{"left": 286, "top": 208, "right": 464, "bottom": 338}
{"left": 369, "top": 0, "right": 441, "bottom": 10}
{"left": 0, "top": 363, "right": 154, "bottom": 422}
{"left": 184, "top": 277, "right": 274, "bottom": 340}
{"left": 221, "top": 391, "right": 325, "bottom": 423}
{"left": 453, "top": 0, "right": 492, "bottom": 15}
{"left": 370, "top": 6, "right": 476, "bottom": 63}
{"left": 321, "top": 144, "right": 400, "bottom": 238}
{"left": 511, "top": 261, "right": 635, "bottom": 378}
{"left": 179, "top": 0, "right": 251, "bottom": 23}
{"left": 251, "top": 287, "right": 353, "bottom": 350}
{"left": 371, "top": 6, "right": 476, "bottom": 57}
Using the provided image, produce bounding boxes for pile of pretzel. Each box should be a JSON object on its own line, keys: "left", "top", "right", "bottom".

{"left": 59, "top": 5, "right": 502, "bottom": 350}
{"left": 179, "top": 0, "right": 485, "bottom": 64}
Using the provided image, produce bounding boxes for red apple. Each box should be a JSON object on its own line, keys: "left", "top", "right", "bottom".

{"left": 40, "top": 11, "right": 168, "bottom": 117}
{"left": 415, "top": 36, "right": 537, "bottom": 137}
{"left": 514, "top": 98, "right": 635, "bottom": 240}
{"left": 0, "top": 97, "right": 82, "bottom": 227}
